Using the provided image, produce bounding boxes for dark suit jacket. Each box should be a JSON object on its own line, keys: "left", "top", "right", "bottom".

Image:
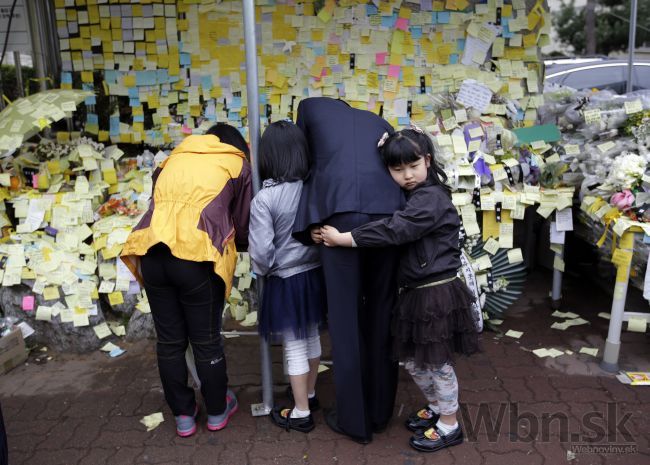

{"left": 292, "top": 97, "right": 404, "bottom": 243}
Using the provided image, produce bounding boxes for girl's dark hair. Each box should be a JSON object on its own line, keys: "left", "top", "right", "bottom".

{"left": 206, "top": 123, "right": 250, "bottom": 158}
{"left": 259, "top": 120, "right": 310, "bottom": 182}
{"left": 379, "top": 128, "right": 450, "bottom": 192}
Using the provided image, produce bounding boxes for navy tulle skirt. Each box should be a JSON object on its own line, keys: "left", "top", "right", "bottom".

{"left": 258, "top": 267, "right": 327, "bottom": 341}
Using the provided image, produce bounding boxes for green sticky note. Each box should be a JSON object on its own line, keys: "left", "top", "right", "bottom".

{"left": 512, "top": 124, "right": 561, "bottom": 144}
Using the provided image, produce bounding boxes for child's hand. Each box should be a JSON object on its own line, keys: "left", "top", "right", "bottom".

{"left": 310, "top": 226, "right": 323, "bottom": 244}
{"left": 321, "top": 225, "right": 352, "bottom": 247}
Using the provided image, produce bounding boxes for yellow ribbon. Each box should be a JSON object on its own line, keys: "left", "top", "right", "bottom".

{"left": 596, "top": 207, "right": 622, "bottom": 248}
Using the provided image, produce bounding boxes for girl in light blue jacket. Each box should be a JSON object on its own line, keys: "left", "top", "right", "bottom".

{"left": 249, "top": 120, "right": 326, "bottom": 433}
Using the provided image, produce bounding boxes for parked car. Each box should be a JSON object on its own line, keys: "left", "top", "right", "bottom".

{"left": 544, "top": 58, "right": 650, "bottom": 94}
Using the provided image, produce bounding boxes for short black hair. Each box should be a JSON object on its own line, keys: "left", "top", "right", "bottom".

{"left": 205, "top": 123, "right": 250, "bottom": 158}
{"left": 379, "top": 128, "right": 450, "bottom": 191}
{"left": 259, "top": 120, "right": 310, "bottom": 182}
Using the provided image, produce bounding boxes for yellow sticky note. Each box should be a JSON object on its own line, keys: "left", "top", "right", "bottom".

{"left": 43, "top": 286, "right": 60, "bottom": 301}
{"left": 108, "top": 291, "right": 124, "bottom": 306}
{"left": 507, "top": 248, "right": 524, "bottom": 264}
{"left": 93, "top": 323, "right": 112, "bottom": 339}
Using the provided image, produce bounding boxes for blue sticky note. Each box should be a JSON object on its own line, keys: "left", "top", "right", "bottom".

{"left": 381, "top": 14, "right": 396, "bottom": 28}
{"left": 457, "top": 39, "right": 466, "bottom": 51}
{"left": 157, "top": 69, "right": 169, "bottom": 83}
{"left": 85, "top": 95, "right": 96, "bottom": 105}
{"left": 397, "top": 117, "right": 411, "bottom": 126}
{"left": 110, "top": 117, "right": 120, "bottom": 136}
{"left": 61, "top": 72, "right": 72, "bottom": 84}
{"left": 502, "top": 21, "right": 513, "bottom": 38}
{"left": 431, "top": 12, "right": 437, "bottom": 24}
{"left": 228, "top": 111, "right": 240, "bottom": 122}
{"left": 128, "top": 87, "right": 139, "bottom": 98}
{"left": 450, "top": 54, "right": 459, "bottom": 64}
{"left": 133, "top": 114, "right": 144, "bottom": 123}
{"left": 86, "top": 113, "right": 98, "bottom": 125}
{"left": 129, "top": 98, "right": 140, "bottom": 107}
{"left": 201, "top": 75, "right": 213, "bottom": 91}
{"left": 109, "top": 348, "right": 126, "bottom": 358}
{"left": 644, "top": 234, "right": 650, "bottom": 244}
{"left": 231, "top": 96, "right": 242, "bottom": 110}
{"left": 180, "top": 53, "right": 191, "bottom": 66}
{"left": 438, "top": 12, "right": 450, "bottom": 24}
{"left": 411, "top": 27, "right": 422, "bottom": 39}
{"left": 366, "top": 4, "right": 378, "bottom": 15}
{"left": 104, "top": 70, "right": 118, "bottom": 84}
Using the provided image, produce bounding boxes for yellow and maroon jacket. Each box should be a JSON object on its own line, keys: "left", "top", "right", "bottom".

{"left": 121, "top": 134, "right": 252, "bottom": 297}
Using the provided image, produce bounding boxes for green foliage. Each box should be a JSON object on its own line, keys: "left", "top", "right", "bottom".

{"left": 0, "top": 65, "right": 38, "bottom": 102}
{"left": 553, "top": 0, "right": 650, "bottom": 55}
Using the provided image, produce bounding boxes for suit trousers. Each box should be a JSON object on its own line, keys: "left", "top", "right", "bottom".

{"left": 319, "top": 212, "right": 400, "bottom": 439}
{"left": 141, "top": 244, "right": 228, "bottom": 417}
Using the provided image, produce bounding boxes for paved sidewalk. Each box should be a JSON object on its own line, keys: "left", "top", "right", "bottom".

{"left": 2, "top": 271, "right": 650, "bottom": 465}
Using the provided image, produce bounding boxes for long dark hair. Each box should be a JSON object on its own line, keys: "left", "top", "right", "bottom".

{"left": 259, "top": 120, "right": 310, "bottom": 182}
{"left": 206, "top": 123, "right": 250, "bottom": 158}
{"left": 378, "top": 128, "right": 450, "bottom": 192}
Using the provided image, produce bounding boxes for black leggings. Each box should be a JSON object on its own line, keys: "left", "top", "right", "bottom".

{"left": 141, "top": 244, "right": 228, "bottom": 416}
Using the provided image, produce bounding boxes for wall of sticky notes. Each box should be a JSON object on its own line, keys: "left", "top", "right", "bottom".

{"left": 54, "top": 0, "right": 550, "bottom": 147}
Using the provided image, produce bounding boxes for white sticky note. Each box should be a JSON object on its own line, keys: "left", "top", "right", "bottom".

{"left": 579, "top": 347, "right": 599, "bottom": 357}
{"left": 505, "top": 329, "right": 523, "bottom": 339}
{"left": 627, "top": 317, "right": 647, "bottom": 333}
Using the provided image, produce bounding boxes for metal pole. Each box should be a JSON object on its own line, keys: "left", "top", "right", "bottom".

{"left": 24, "top": 0, "right": 47, "bottom": 93}
{"left": 601, "top": 231, "right": 635, "bottom": 372}
{"left": 242, "top": 0, "right": 272, "bottom": 416}
{"left": 40, "top": 0, "right": 61, "bottom": 81}
{"left": 551, "top": 244, "right": 563, "bottom": 310}
{"left": 13, "top": 51, "right": 23, "bottom": 98}
{"left": 626, "top": 0, "right": 638, "bottom": 93}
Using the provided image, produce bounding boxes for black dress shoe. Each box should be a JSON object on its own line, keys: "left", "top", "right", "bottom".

{"left": 405, "top": 405, "right": 440, "bottom": 432}
{"left": 409, "top": 425, "right": 464, "bottom": 452}
{"left": 286, "top": 385, "right": 320, "bottom": 411}
{"left": 324, "top": 409, "right": 371, "bottom": 444}
{"left": 270, "top": 407, "right": 315, "bottom": 433}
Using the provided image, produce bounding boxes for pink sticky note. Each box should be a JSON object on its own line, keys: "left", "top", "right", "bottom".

{"left": 32, "top": 175, "right": 39, "bottom": 189}
{"left": 388, "top": 65, "right": 401, "bottom": 79}
{"left": 22, "top": 296, "right": 35, "bottom": 311}
{"left": 395, "top": 18, "right": 409, "bottom": 31}
{"left": 375, "top": 52, "right": 388, "bottom": 65}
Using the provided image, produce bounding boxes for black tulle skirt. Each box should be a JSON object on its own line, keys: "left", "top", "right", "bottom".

{"left": 258, "top": 267, "right": 326, "bottom": 341}
{"left": 393, "top": 276, "right": 480, "bottom": 369}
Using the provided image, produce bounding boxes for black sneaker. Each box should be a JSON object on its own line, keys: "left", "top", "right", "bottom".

{"left": 409, "top": 425, "right": 464, "bottom": 452}
{"left": 286, "top": 385, "right": 320, "bottom": 411}
{"left": 270, "top": 407, "right": 315, "bottom": 433}
{"left": 405, "top": 406, "right": 440, "bottom": 432}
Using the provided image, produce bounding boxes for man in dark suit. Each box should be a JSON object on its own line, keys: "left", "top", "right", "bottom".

{"left": 293, "top": 97, "right": 403, "bottom": 443}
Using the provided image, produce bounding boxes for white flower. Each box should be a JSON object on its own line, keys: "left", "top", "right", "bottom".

{"left": 602, "top": 152, "right": 647, "bottom": 191}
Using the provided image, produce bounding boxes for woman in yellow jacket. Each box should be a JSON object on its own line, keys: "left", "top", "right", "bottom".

{"left": 122, "top": 123, "right": 252, "bottom": 437}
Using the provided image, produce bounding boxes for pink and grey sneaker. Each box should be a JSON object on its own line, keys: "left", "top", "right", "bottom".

{"left": 175, "top": 406, "right": 198, "bottom": 437}
{"left": 207, "top": 389, "right": 238, "bottom": 431}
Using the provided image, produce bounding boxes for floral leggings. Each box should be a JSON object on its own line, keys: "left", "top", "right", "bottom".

{"left": 404, "top": 361, "right": 459, "bottom": 416}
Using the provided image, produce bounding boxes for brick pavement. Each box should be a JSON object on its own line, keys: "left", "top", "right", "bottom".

{"left": 2, "top": 271, "right": 650, "bottom": 465}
